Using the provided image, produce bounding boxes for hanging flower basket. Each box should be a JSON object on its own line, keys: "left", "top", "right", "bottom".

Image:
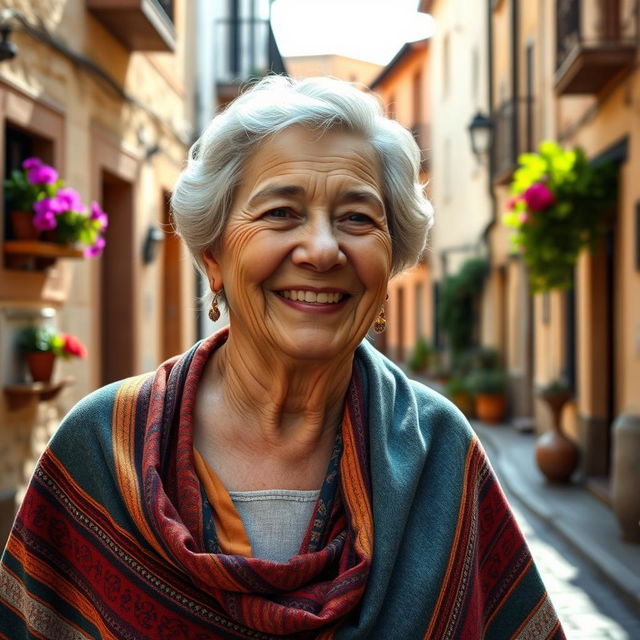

{"left": 502, "top": 141, "right": 617, "bottom": 292}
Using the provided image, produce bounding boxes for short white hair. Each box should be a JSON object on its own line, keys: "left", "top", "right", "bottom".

{"left": 171, "top": 75, "right": 433, "bottom": 277}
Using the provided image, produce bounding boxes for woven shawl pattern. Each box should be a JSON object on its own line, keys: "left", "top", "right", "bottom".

{"left": 0, "top": 333, "right": 564, "bottom": 639}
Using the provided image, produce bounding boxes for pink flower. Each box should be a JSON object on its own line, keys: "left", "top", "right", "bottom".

{"left": 34, "top": 197, "right": 65, "bottom": 216}
{"left": 33, "top": 209, "right": 57, "bottom": 231}
{"left": 33, "top": 198, "right": 64, "bottom": 230}
{"left": 61, "top": 333, "right": 87, "bottom": 359}
{"left": 84, "top": 235, "right": 106, "bottom": 258}
{"left": 522, "top": 182, "right": 555, "bottom": 211}
{"left": 90, "top": 201, "right": 108, "bottom": 231}
{"left": 519, "top": 211, "right": 529, "bottom": 224}
{"left": 27, "top": 164, "right": 58, "bottom": 185}
{"left": 22, "top": 157, "right": 43, "bottom": 170}
{"left": 56, "top": 188, "right": 84, "bottom": 212}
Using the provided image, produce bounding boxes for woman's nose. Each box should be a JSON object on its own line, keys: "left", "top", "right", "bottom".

{"left": 291, "top": 219, "right": 347, "bottom": 271}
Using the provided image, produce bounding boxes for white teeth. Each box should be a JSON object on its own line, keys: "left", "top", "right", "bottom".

{"left": 279, "top": 290, "right": 344, "bottom": 304}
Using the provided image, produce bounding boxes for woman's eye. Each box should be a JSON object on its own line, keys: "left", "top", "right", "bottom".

{"left": 346, "top": 213, "right": 373, "bottom": 224}
{"left": 264, "top": 207, "right": 292, "bottom": 219}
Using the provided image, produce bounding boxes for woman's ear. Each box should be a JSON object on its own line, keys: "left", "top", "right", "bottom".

{"left": 202, "top": 248, "right": 223, "bottom": 291}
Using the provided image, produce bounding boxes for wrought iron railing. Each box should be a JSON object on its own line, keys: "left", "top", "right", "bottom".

{"left": 490, "top": 97, "right": 537, "bottom": 179}
{"left": 215, "top": 18, "right": 285, "bottom": 82}
{"left": 556, "top": 0, "right": 638, "bottom": 70}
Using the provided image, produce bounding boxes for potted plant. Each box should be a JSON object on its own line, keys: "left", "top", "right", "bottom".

{"left": 534, "top": 379, "right": 579, "bottom": 483}
{"left": 407, "top": 336, "right": 432, "bottom": 374}
{"left": 18, "top": 326, "right": 87, "bottom": 383}
{"left": 4, "top": 156, "right": 108, "bottom": 257}
{"left": 467, "top": 368, "right": 508, "bottom": 424}
{"left": 4, "top": 157, "right": 60, "bottom": 241}
{"left": 503, "top": 141, "right": 617, "bottom": 292}
{"left": 445, "top": 375, "right": 474, "bottom": 418}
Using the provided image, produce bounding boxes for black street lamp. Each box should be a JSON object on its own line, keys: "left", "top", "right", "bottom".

{"left": 467, "top": 111, "right": 492, "bottom": 159}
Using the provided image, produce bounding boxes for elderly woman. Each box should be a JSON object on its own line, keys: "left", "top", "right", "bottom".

{"left": 0, "top": 77, "right": 563, "bottom": 639}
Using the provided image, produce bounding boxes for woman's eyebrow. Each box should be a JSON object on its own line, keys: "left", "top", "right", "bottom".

{"left": 248, "top": 185, "right": 305, "bottom": 208}
{"left": 338, "top": 189, "right": 385, "bottom": 211}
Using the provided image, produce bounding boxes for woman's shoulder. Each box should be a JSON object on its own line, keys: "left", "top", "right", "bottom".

{"left": 355, "top": 340, "right": 475, "bottom": 445}
{"left": 49, "top": 374, "right": 152, "bottom": 455}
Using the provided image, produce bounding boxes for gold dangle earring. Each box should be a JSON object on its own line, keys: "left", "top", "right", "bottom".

{"left": 374, "top": 304, "right": 387, "bottom": 334}
{"left": 208, "top": 289, "right": 222, "bottom": 322}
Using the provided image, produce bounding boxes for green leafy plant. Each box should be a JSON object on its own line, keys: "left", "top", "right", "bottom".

{"left": 503, "top": 141, "right": 617, "bottom": 292}
{"left": 445, "top": 375, "right": 472, "bottom": 397}
{"left": 408, "top": 336, "right": 432, "bottom": 373}
{"left": 18, "top": 326, "right": 87, "bottom": 359}
{"left": 537, "top": 378, "right": 571, "bottom": 400}
{"left": 438, "top": 257, "right": 489, "bottom": 359}
{"left": 467, "top": 368, "right": 508, "bottom": 395}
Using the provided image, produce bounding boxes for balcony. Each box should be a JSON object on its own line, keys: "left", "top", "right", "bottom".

{"left": 87, "top": 0, "right": 175, "bottom": 52}
{"left": 555, "top": 0, "right": 637, "bottom": 95}
{"left": 214, "top": 18, "right": 286, "bottom": 103}
{"left": 491, "top": 97, "right": 535, "bottom": 183}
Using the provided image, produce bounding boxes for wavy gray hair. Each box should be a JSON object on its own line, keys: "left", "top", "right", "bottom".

{"left": 171, "top": 75, "right": 433, "bottom": 278}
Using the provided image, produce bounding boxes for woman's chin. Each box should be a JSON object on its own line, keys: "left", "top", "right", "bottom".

{"left": 273, "top": 328, "right": 359, "bottom": 363}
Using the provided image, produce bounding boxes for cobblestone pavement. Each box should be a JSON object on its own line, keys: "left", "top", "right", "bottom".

{"left": 504, "top": 488, "right": 640, "bottom": 639}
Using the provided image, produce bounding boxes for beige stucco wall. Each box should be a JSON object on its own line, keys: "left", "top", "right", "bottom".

{"left": 0, "top": 0, "right": 197, "bottom": 541}
{"left": 428, "top": 0, "right": 492, "bottom": 281}
{"left": 285, "top": 55, "right": 383, "bottom": 86}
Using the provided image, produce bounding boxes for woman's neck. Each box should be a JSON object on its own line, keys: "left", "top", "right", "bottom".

{"left": 197, "top": 331, "right": 353, "bottom": 462}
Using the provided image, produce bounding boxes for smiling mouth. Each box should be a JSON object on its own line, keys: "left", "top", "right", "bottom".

{"left": 277, "top": 290, "right": 347, "bottom": 304}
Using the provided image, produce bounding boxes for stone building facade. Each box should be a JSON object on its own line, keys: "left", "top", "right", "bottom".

{"left": 0, "top": 0, "right": 198, "bottom": 544}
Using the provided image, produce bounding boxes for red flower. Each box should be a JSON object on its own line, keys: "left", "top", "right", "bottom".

{"left": 62, "top": 333, "right": 87, "bottom": 359}
{"left": 506, "top": 195, "right": 520, "bottom": 210}
{"left": 522, "top": 182, "right": 555, "bottom": 211}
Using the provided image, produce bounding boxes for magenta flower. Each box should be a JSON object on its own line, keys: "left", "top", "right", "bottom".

{"left": 34, "top": 197, "right": 65, "bottom": 217}
{"left": 56, "top": 187, "right": 84, "bottom": 212}
{"left": 90, "top": 201, "right": 109, "bottom": 231}
{"left": 84, "top": 235, "right": 106, "bottom": 258}
{"left": 522, "top": 182, "right": 555, "bottom": 211}
{"left": 27, "top": 164, "right": 58, "bottom": 185}
{"left": 22, "top": 157, "right": 43, "bottom": 171}
{"left": 33, "top": 209, "right": 57, "bottom": 231}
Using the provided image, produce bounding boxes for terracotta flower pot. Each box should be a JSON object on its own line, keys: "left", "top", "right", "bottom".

{"left": 452, "top": 391, "right": 475, "bottom": 418}
{"left": 26, "top": 351, "right": 56, "bottom": 383}
{"left": 475, "top": 393, "right": 506, "bottom": 423}
{"left": 10, "top": 210, "right": 40, "bottom": 241}
{"left": 535, "top": 391, "right": 580, "bottom": 483}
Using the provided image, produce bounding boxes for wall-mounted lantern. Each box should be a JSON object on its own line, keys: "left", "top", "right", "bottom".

{"left": 0, "top": 11, "right": 18, "bottom": 62}
{"left": 467, "top": 111, "right": 492, "bottom": 159}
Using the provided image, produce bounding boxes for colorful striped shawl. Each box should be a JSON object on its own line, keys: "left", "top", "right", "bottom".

{"left": 0, "top": 331, "right": 564, "bottom": 639}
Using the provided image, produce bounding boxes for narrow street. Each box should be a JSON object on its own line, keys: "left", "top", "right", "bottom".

{"left": 484, "top": 450, "right": 640, "bottom": 639}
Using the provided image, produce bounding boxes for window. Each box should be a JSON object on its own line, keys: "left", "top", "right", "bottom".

{"left": 471, "top": 47, "right": 479, "bottom": 103}
{"left": 442, "top": 33, "right": 450, "bottom": 97}
{"left": 443, "top": 138, "right": 452, "bottom": 202}
{"left": 525, "top": 42, "right": 534, "bottom": 152}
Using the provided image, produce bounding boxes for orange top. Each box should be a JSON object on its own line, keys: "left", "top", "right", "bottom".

{"left": 192, "top": 447, "right": 253, "bottom": 557}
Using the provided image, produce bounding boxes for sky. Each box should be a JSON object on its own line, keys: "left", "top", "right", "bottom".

{"left": 271, "top": 0, "right": 435, "bottom": 66}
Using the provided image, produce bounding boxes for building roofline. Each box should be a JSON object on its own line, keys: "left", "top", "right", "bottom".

{"left": 369, "top": 39, "right": 428, "bottom": 89}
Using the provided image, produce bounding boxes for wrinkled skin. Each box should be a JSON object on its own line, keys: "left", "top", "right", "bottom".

{"left": 196, "top": 126, "right": 392, "bottom": 490}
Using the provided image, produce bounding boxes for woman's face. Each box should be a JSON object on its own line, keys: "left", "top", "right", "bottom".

{"left": 203, "top": 126, "right": 393, "bottom": 362}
